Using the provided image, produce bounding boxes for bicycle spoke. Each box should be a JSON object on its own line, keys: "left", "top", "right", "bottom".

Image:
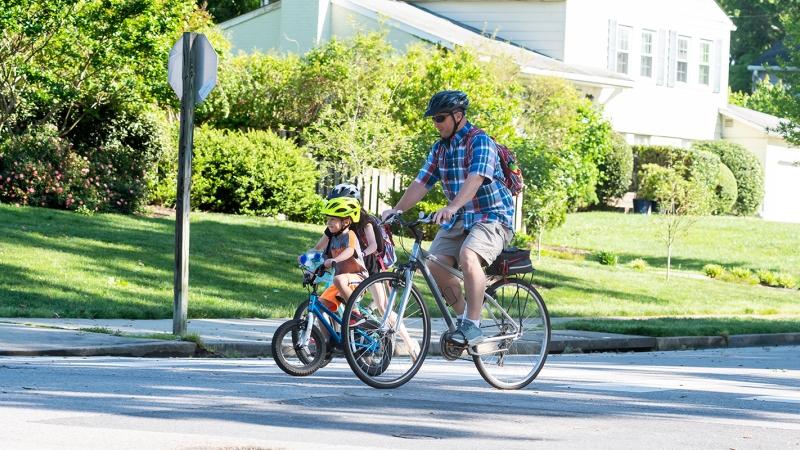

{"left": 342, "top": 272, "right": 430, "bottom": 389}
{"left": 473, "top": 278, "right": 550, "bottom": 390}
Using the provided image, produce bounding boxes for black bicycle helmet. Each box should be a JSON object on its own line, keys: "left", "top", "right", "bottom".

{"left": 326, "top": 183, "right": 361, "bottom": 202}
{"left": 424, "top": 90, "right": 469, "bottom": 117}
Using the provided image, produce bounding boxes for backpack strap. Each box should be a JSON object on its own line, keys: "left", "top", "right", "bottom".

{"left": 434, "top": 127, "right": 487, "bottom": 170}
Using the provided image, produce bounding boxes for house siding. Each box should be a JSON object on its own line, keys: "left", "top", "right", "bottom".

{"left": 564, "top": 0, "right": 732, "bottom": 141}
{"left": 413, "top": 1, "right": 567, "bottom": 60}
{"left": 330, "top": 4, "right": 424, "bottom": 49}
{"left": 225, "top": 7, "right": 282, "bottom": 54}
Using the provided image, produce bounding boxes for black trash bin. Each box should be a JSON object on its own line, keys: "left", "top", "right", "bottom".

{"left": 633, "top": 198, "right": 650, "bottom": 214}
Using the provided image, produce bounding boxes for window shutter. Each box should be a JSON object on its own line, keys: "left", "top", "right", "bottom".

{"left": 713, "top": 38, "right": 723, "bottom": 93}
{"left": 608, "top": 19, "right": 618, "bottom": 72}
{"left": 667, "top": 30, "right": 677, "bottom": 87}
{"left": 656, "top": 29, "right": 666, "bottom": 86}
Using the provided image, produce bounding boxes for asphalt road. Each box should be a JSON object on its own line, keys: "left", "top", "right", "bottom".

{"left": 1, "top": 346, "right": 799, "bottom": 450}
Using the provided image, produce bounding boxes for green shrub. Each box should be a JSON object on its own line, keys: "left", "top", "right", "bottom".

{"left": 691, "top": 140, "right": 764, "bottom": 216}
{"left": 774, "top": 273, "right": 797, "bottom": 289}
{"left": 185, "top": 126, "right": 323, "bottom": 222}
{"left": 510, "top": 233, "right": 535, "bottom": 249}
{"left": 729, "top": 267, "right": 752, "bottom": 279}
{"left": 713, "top": 162, "right": 738, "bottom": 215}
{"left": 632, "top": 145, "right": 720, "bottom": 198}
{"left": 596, "top": 251, "right": 619, "bottom": 266}
{"left": 628, "top": 258, "right": 649, "bottom": 270}
{"left": 595, "top": 132, "right": 633, "bottom": 204}
{"left": 703, "top": 264, "right": 725, "bottom": 278}
{"left": 0, "top": 126, "right": 146, "bottom": 213}
{"left": 756, "top": 269, "right": 777, "bottom": 286}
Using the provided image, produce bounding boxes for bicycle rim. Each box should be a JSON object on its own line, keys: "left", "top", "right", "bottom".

{"left": 342, "top": 272, "right": 430, "bottom": 389}
{"left": 472, "top": 278, "right": 550, "bottom": 390}
{"left": 272, "top": 319, "right": 325, "bottom": 377}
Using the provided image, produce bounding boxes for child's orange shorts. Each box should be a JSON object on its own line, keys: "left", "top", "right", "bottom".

{"left": 318, "top": 273, "right": 364, "bottom": 308}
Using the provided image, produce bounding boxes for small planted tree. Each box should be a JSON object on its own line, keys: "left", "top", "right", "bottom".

{"left": 639, "top": 164, "right": 712, "bottom": 281}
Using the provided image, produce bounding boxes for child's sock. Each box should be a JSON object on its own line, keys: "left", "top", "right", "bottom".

{"left": 468, "top": 318, "right": 480, "bottom": 328}
{"left": 456, "top": 313, "right": 465, "bottom": 320}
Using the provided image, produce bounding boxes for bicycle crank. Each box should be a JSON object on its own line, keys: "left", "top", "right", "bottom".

{"left": 439, "top": 333, "right": 467, "bottom": 361}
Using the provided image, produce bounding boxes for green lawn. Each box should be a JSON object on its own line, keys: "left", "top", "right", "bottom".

{"left": 553, "top": 317, "right": 800, "bottom": 338}
{"left": 542, "top": 212, "right": 800, "bottom": 274}
{"left": 0, "top": 204, "right": 325, "bottom": 319}
{"left": 1, "top": 205, "right": 798, "bottom": 326}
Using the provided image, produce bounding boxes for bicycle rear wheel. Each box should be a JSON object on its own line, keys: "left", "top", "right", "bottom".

{"left": 272, "top": 319, "right": 326, "bottom": 377}
{"left": 341, "top": 272, "right": 430, "bottom": 389}
{"left": 472, "top": 278, "right": 550, "bottom": 390}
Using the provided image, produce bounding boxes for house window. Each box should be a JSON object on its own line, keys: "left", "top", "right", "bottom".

{"left": 676, "top": 37, "right": 689, "bottom": 83}
{"left": 699, "top": 40, "right": 711, "bottom": 85}
{"left": 616, "top": 26, "right": 631, "bottom": 74}
{"left": 640, "top": 31, "right": 655, "bottom": 78}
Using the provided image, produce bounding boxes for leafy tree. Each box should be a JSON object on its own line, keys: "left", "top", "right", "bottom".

{"left": 639, "top": 164, "right": 712, "bottom": 281}
{"left": 0, "top": 0, "right": 217, "bottom": 137}
{"left": 728, "top": 77, "right": 795, "bottom": 118}
{"left": 203, "top": 0, "right": 260, "bottom": 24}
{"left": 717, "top": 0, "right": 800, "bottom": 93}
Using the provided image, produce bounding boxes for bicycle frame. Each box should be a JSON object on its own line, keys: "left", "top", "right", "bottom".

{"left": 380, "top": 215, "right": 523, "bottom": 349}
{"left": 299, "top": 270, "right": 343, "bottom": 348}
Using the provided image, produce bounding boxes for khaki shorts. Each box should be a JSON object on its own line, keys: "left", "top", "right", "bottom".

{"left": 428, "top": 219, "right": 513, "bottom": 267}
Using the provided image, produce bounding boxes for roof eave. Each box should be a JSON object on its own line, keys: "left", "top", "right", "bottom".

{"left": 520, "top": 67, "right": 635, "bottom": 89}
{"left": 719, "top": 107, "right": 783, "bottom": 137}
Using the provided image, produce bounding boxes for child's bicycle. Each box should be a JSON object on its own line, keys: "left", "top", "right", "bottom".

{"left": 339, "top": 212, "right": 551, "bottom": 390}
{"left": 271, "top": 257, "right": 389, "bottom": 376}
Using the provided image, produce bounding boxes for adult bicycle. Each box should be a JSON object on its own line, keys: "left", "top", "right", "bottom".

{"left": 340, "top": 213, "right": 550, "bottom": 390}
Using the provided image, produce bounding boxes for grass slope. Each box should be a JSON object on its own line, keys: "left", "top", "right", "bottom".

{"left": 0, "top": 204, "right": 324, "bottom": 319}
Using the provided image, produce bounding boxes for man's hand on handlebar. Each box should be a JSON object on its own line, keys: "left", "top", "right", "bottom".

{"left": 433, "top": 205, "right": 458, "bottom": 225}
{"left": 381, "top": 208, "right": 401, "bottom": 222}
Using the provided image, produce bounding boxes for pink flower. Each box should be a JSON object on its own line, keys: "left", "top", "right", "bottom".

{"left": 68, "top": 194, "right": 72, "bottom": 198}
{"left": 57, "top": 188, "right": 63, "bottom": 193}
{"left": 116, "top": 201, "right": 121, "bottom": 205}
{"left": 129, "top": 190, "right": 133, "bottom": 194}
{"left": 79, "top": 201, "right": 83, "bottom": 205}
{"left": 15, "top": 203, "right": 19, "bottom": 207}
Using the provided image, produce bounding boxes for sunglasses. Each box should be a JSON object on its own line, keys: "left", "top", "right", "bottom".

{"left": 431, "top": 115, "right": 449, "bottom": 123}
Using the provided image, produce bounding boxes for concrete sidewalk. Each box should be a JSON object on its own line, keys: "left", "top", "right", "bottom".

{"left": 1, "top": 317, "right": 798, "bottom": 358}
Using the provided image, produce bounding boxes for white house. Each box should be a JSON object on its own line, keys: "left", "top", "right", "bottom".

{"left": 220, "top": 0, "right": 800, "bottom": 223}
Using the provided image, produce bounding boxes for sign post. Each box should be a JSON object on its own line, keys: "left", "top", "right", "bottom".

{"left": 168, "top": 32, "right": 217, "bottom": 336}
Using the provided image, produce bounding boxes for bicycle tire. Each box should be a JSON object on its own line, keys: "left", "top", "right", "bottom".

{"left": 272, "top": 319, "right": 326, "bottom": 377}
{"left": 341, "top": 272, "right": 430, "bottom": 389}
{"left": 472, "top": 278, "right": 550, "bottom": 390}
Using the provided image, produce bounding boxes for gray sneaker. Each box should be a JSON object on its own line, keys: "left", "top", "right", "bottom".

{"left": 449, "top": 320, "right": 484, "bottom": 346}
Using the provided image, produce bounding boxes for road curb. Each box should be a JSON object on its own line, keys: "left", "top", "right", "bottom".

{"left": 0, "top": 341, "right": 197, "bottom": 358}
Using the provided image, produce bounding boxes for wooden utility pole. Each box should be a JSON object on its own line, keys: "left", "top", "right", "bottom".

{"left": 173, "top": 32, "right": 197, "bottom": 336}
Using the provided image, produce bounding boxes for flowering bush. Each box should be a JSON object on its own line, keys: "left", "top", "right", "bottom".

{"left": 0, "top": 127, "right": 146, "bottom": 213}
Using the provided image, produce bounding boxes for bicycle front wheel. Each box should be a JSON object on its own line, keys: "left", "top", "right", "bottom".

{"left": 472, "top": 278, "right": 550, "bottom": 390}
{"left": 341, "top": 272, "right": 430, "bottom": 389}
{"left": 272, "top": 319, "right": 326, "bottom": 377}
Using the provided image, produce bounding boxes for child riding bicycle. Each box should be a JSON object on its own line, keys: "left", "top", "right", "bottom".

{"left": 301, "top": 196, "right": 369, "bottom": 329}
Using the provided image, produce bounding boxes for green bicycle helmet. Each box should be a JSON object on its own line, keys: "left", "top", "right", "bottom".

{"left": 322, "top": 197, "right": 361, "bottom": 223}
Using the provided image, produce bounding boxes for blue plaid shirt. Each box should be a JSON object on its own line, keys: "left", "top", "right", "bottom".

{"left": 414, "top": 121, "right": 515, "bottom": 231}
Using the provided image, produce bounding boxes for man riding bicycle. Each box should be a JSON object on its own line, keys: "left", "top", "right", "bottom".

{"left": 382, "top": 90, "right": 514, "bottom": 347}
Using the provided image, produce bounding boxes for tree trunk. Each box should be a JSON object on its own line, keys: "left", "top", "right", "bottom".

{"left": 666, "top": 242, "right": 672, "bottom": 281}
{"left": 537, "top": 228, "right": 543, "bottom": 262}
